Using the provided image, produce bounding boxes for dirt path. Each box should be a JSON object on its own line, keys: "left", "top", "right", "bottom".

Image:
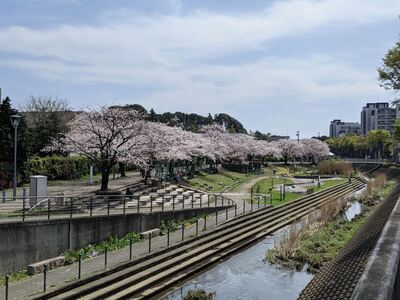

{"left": 234, "top": 176, "right": 269, "bottom": 194}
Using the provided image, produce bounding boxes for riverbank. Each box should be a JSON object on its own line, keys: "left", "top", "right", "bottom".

{"left": 266, "top": 179, "right": 395, "bottom": 274}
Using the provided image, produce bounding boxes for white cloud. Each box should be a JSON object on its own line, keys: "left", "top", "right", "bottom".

{"left": 0, "top": 0, "right": 397, "bottom": 129}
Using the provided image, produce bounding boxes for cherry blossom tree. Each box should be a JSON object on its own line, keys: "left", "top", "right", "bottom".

{"left": 300, "top": 138, "right": 330, "bottom": 164}
{"left": 124, "top": 122, "right": 192, "bottom": 181}
{"left": 272, "top": 139, "right": 305, "bottom": 165}
{"left": 56, "top": 106, "right": 144, "bottom": 191}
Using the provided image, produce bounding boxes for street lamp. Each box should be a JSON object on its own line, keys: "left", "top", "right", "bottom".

{"left": 10, "top": 114, "right": 21, "bottom": 200}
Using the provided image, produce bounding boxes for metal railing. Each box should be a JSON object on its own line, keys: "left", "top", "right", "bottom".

{"left": 0, "top": 192, "right": 235, "bottom": 222}
{"left": 0, "top": 194, "right": 265, "bottom": 299}
{"left": 343, "top": 158, "right": 390, "bottom": 164}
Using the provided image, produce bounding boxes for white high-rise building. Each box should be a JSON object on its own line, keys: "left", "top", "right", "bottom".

{"left": 360, "top": 102, "right": 397, "bottom": 135}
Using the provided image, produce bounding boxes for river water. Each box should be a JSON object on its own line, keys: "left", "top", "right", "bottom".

{"left": 164, "top": 200, "right": 366, "bottom": 300}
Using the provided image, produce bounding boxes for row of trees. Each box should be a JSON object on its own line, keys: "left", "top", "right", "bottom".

{"left": 326, "top": 124, "right": 400, "bottom": 159}
{"left": 54, "top": 106, "right": 331, "bottom": 191}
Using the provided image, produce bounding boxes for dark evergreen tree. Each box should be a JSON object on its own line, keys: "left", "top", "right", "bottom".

{"left": 214, "top": 113, "right": 247, "bottom": 133}
{"left": 149, "top": 108, "right": 157, "bottom": 121}
{"left": 254, "top": 130, "right": 271, "bottom": 140}
{"left": 0, "top": 97, "right": 28, "bottom": 189}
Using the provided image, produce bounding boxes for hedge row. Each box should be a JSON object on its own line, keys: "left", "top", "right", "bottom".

{"left": 24, "top": 156, "right": 95, "bottom": 181}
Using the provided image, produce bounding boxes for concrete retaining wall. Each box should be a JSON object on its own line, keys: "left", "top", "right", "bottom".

{"left": 0, "top": 206, "right": 230, "bottom": 275}
{"left": 352, "top": 197, "right": 400, "bottom": 300}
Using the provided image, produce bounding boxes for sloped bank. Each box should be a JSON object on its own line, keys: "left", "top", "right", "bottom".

{"left": 266, "top": 178, "right": 394, "bottom": 274}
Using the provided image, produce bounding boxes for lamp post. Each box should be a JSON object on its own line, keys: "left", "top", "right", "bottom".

{"left": 10, "top": 114, "right": 21, "bottom": 200}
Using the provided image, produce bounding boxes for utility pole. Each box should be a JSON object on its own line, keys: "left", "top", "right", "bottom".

{"left": 296, "top": 130, "right": 300, "bottom": 142}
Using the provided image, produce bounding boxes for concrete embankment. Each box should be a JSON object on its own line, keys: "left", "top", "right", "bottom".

{"left": 0, "top": 206, "right": 230, "bottom": 275}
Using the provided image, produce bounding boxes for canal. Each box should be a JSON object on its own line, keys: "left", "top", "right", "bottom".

{"left": 164, "top": 200, "right": 366, "bottom": 300}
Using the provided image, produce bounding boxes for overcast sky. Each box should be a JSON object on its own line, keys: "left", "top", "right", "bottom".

{"left": 0, "top": 0, "right": 399, "bottom": 137}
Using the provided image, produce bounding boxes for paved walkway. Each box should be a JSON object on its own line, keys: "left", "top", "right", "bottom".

{"left": 2, "top": 171, "right": 142, "bottom": 198}
{"left": 0, "top": 194, "right": 260, "bottom": 300}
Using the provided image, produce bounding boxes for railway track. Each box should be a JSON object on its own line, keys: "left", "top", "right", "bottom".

{"left": 35, "top": 179, "right": 365, "bottom": 300}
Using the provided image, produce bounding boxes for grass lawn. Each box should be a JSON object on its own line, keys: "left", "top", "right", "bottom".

{"left": 271, "top": 164, "right": 318, "bottom": 176}
{"left": 251, "top": 177, "right": 347, "bottom": 207}
{"left": 308, "top": 178, "right": 347, "bottom": 192}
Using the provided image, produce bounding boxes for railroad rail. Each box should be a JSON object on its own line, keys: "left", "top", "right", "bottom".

{"left": 34, "top": 179, "right": 365, "bottom": 300}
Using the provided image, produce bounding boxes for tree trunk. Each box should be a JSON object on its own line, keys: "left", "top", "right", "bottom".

{"left": 100, "top": 168, "right": 110, "bottom": 191}
{"left": 119, "top": 162, "right": 126, "bottom": 177}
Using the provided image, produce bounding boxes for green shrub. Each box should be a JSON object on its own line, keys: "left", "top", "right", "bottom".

{"left": 64, "top": 232, "right": 141, "bottom": 264}
{"left": 23, "top": 155, "right": 96, "bottom": 180}
{"left": 183, "top": 289, "right": 215, "bottom": 300}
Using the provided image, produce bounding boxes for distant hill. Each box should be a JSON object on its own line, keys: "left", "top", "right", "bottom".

{"left": 114, "top": 104, "right": 247, "bottom": 134}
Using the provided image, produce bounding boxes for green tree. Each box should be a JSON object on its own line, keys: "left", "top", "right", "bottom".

{"left": 326, "top": 135, "right": 368, "bottom": 158}
{"left": 367, "top": 130, "right": 391, "bottom": 159}
{"left": 254, "top": 130, "right": 271, "bottom": 140}
{"left": 0, "top": 97, "right": 29, "bottom": 189}
{"left": 378, "top": 41, "right": 400, "bottom": 92}
{"left": 214, "top": 113, "right": 247, "bottom": 133}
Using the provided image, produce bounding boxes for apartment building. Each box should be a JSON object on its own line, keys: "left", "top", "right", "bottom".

{"left": 329, "top": 119, "right": 360, "bottom": 137}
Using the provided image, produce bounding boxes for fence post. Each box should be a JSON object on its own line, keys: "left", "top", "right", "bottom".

{"left": 107, "top": 197, "right": 110, "bottom": 216}
{"left": 2, "top": 190, "right": 6, "bottom": 203}
{"left": 172, "top": 195, "right": 175, "bottom": 210}
{"left": 90, "top": 197, "right": 94, "bottom": 217}
{"left": 22, "top": 197, "right": 26, "bottom": 222}
{"left": 150, "top": 196, "right": 153, "bottom": 212}
{"left": 191, "top": 194, "right": 194, "bottom": 208}
{"left": 222, "top": 196, "right": 224, "bottom": 206}
{"left": 196, "top": 219, "right": 199, "bottom": 236}
{"left": 129, "top": 238, "right": 133, "bottom": 260}
{"left": 104, "top": 246, "right": 108, "bottom": 269}
{"left": 181, "top": 223, "right": 185, "bottom": 241}
{"left": 251, "top": 198, "right": 253, "bottom": 212}
{"left": 215, "top": 211, "right": 218, "bottom": 225}
{"left": 22, "top": 187, "right": 26, "bottom": 201}
{"left": 47, "top": 198, "right": 51, "bottom": 220}
{"left": 5, "top": 275, "right": 9, "bottom": 300}
{"left": 235, "top": 204, "right": 237, "bottom": 217}
{"left": 208, "top": 194, "right": 210, "bottom": 207}
{"left": 123, "top": 196, "right": 126, "bottom": 215}
{"left": 182, "top": 196, "right": 185, "bottom": 209}
{"left": 70, "top": 198, "right": 73, "bottom": 219}
{"left": 203, "top": 215, "right": 207, "bottom": 231}
{"left": 78, "top": 254, "right": 82, "bottom": 279}
{"left": 167, "top": 228, "right": 170, "bottom": 247}
{"left": 258, "top": 197, "right": 260, "bottom": 210}
{"left": 148, "top": 234, "right": 152, "bottom": 253}
{"left": 137, "top": 197, "right": 140, "bottom": 213}
{"left": 43, "top": 265, "right": 48, "bottom": 292}
{"left": 243, "top": 201, "right": 245, "bottom": 214}
{"left": 200, "top": 196, "right": 202, "bottom": 208}
{"left": 162, "top": 196, "right": 165, "bottom": 211}
{"left": 226, "top": 208, "right": 228, "bottom": 220}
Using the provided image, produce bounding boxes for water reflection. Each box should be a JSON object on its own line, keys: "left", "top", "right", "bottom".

{"left": 343, "top": 201, "right": 366, "bottom": 221}
{"left": 164, "top": 229, "right": 313, "bottom": 300}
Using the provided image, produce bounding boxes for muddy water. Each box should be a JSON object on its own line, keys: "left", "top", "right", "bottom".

{"left": 163, "top": 201, "right": 366, "bottom": 300}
